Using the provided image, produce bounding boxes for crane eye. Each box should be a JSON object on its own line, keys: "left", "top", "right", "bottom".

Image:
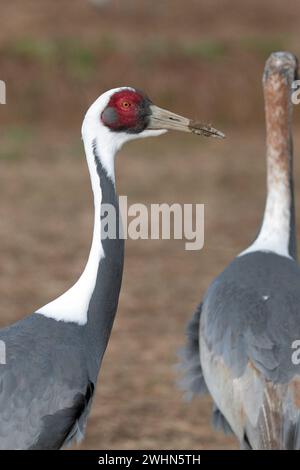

{"left": 122, "top": 101, "right": 131, "bottom": 109}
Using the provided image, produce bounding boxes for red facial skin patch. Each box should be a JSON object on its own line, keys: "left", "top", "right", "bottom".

{"left": 101, "top": 89, "right": 151, "bottom": 132}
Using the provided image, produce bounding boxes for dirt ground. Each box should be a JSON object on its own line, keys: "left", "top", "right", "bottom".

{"left": 1, "top": 0, "right": 300, "bottom": 450}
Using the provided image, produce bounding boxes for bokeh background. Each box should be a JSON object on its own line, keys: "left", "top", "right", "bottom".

{"left": 1, "top": 0, "right": 300, "bottom": 449}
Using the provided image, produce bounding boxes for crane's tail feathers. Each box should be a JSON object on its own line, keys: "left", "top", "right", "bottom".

{"left": 245, "top": 383, "right": 300, "bottom": 449}
{"left": 212, "top": 405, "right": 233, "bottom": 435}
{"left": 176, "top": 304, "right": 209, "bottom": 399}
{"left": 282, "top": 411, "right": 300, "bottom": 450}
{"left": 247, "top": 412, "right": 300, "bottom": 449}
{"left": 240, "top": 434, "right": 252, "bottom": 450}
{"left": 62, "top": 382, "right": 94, "bottom": 449}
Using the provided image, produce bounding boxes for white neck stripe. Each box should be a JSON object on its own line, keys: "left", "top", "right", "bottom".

{"left": 36, "top": 139, "right": 105, "bottom": 324}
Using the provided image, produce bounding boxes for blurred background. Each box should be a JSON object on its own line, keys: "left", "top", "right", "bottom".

{"left": 1, "top": 0, "right": 300, "bottom": 450}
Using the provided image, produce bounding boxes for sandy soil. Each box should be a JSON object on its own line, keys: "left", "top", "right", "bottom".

{"left": 1, "top": 128, "right": 300, "bottom": 449}
{"left": 1, "top": 0, "right": 300, "bottom": 450}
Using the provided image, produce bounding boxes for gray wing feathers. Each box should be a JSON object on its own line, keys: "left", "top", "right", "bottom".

{"left": 0, "top": 316, "right": 93, "bottom": 449}
{"left": 177, "top": 304, "right": 233, "bottom": 436}
{"left": 201, "top": 253, "right": 300, "bottom": 448}
{"left": 30, "top": 382, "right": 94, "bottom": 449}
{"left": 243, "top": 377, "right": 300, "bottom": 449}
{"left": 212, "top": 405, "right": 233, "bottom": 435}
{"left": 177, "top": 304, "right": 208, "bottom": 399}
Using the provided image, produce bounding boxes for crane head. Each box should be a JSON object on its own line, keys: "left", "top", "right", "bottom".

{"left": 83, "top": 87, "right": 225, "bottom": 144}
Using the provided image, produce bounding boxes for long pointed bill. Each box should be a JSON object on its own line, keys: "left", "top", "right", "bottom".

{"left": 148, "top": 105, "right": 225, "bottom": 139}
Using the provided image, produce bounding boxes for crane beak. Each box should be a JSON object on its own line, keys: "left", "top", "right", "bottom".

{"left": 148, "top": 105, "right": 225, "bottom": 139}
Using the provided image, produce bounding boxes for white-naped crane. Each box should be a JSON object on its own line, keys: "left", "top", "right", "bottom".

{"left": 179, "top": 52, "right": 300, "bottom": 449}
{"left": 0, "top": 87, "right": 224, "bottom": 449}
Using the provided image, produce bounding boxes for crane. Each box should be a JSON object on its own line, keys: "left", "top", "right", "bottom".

{"left": 179, "top": 52, "right": 300, "bottom": 449}
{"left": 0, "top": 86, "right": 223, "bottom": 449}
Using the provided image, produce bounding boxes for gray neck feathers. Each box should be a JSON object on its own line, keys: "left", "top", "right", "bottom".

{"left": 84, "top": 142, "right": 124, "bottom": 379}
